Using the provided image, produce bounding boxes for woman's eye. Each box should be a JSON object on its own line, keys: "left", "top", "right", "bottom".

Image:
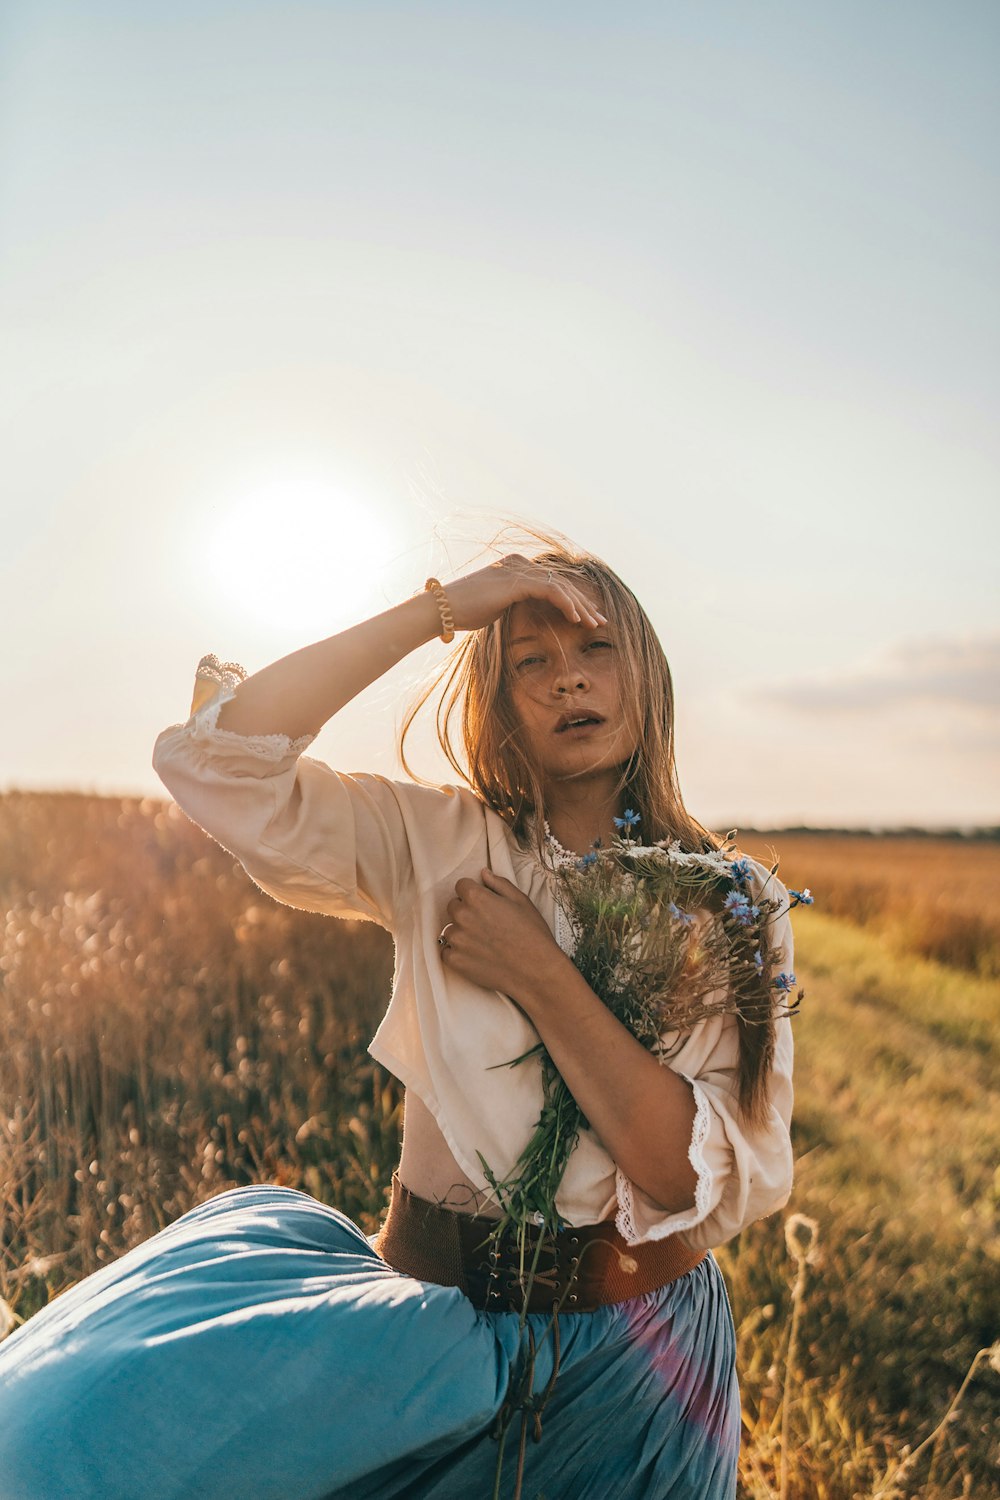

{"left": 515, "top": 656, "right": 543, "bottom": 670}
{"left": 587, "top": 640, "right": 612, "bottom": 651}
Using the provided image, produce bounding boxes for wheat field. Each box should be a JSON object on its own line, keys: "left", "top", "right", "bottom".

{"left": 0, "top": 791, "right": 997, "bottom": 1498}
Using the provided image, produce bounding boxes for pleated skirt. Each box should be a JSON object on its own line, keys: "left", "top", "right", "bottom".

{"left": 0, "top": 1185, "right": 741, "bottom": 1499}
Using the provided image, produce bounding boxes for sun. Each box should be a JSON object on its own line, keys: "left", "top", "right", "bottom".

{"left": 200, "top": 470, "right": 398, "bottom": 638}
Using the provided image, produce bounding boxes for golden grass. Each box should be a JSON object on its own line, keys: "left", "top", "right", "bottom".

{"left": 1, "top": 792, "right": 997, "bottom": 1497}
{"left": 740, "top": 831, "right": 1000, "bottom": 981}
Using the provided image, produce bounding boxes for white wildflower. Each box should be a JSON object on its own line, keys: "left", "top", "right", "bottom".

{"left": 784, "top": 1213, "right": 820, "bottom": 1264}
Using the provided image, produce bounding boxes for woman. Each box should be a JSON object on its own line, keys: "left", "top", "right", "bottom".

{"left": 0, "top": 543, "right": 796, "bottom": 1499}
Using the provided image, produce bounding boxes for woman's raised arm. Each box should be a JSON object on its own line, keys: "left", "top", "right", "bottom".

{"left": 214, "top": 593, "right": 442, "bottom": 742}
{"left": 213, "top": 557, "right": 606, "bottom": 742}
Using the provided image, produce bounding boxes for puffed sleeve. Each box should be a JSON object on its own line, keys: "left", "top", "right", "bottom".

{"left": 151, "top": 654, "right": 422, "bottom": 930}
{"left": 614, "top": 867, "right": 796, "bottom": 1251}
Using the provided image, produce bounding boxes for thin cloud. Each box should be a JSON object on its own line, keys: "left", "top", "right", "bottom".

{"left": 753, "top": 633, "right": 1000, "bottom": 715}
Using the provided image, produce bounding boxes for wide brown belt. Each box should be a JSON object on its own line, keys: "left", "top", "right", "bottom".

{"left": 372, "top": 1170, "right": 706, "bottom": 1313}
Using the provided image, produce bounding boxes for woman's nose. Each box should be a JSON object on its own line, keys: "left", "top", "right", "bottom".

{"left": 553, "top": 663, "right": 589, "bottom": 693}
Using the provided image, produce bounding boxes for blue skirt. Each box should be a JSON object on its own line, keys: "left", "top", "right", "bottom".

{"left": 0, "top": 1186, "right": 740, "bottom": 1499}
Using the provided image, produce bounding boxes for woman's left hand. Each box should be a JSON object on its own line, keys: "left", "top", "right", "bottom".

{"left": 438, "top": 869, "right": 566, "bottom": 1012}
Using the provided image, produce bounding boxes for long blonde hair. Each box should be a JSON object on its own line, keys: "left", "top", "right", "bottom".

{"left": 399, "top": 530, "right": 778, "bottom": 1129}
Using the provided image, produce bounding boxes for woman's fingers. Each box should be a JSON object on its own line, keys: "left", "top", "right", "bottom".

{"left": 445, "top": 877, "right": 480, "bottom": 926}
{"left": 442, "top": 873, "right": 507, "bottom": 944}
{"left": 439, "top": 871, "right": 558, "bottom": 988}
{"left": 509, "top": 558, "right": 606, "bottom": 629}
{"left": 445, "top": 895, "right": 464, "bottom": 925}
{"left": 544, "top": 578, "right": 605, "bottom": 629}
{"left": 444, "top": 555, "right": 606, "bottom": 632}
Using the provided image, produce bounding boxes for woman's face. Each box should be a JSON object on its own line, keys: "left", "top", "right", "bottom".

{"left": 504, "top": 587, "right": 638, "bottom": 791}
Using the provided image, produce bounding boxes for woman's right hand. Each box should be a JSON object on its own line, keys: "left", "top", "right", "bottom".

{"left": 442, "top": 554, "right": 607, "bottom": 633}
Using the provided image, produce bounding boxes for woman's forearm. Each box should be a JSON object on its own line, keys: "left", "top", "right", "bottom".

{"left": 214, "top": 592, "right": 444, "bottom": 741}
{"left": 213, "top": 557, "right": 608, "bottom": 742}
{"left": 514, "top": 949, "right": 700, "bottom": 1215}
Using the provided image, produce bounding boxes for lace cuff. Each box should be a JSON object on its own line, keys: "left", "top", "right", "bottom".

{"left": 613, "top": 1073, "right": 715, "bottom": 1246}
{"left": 185, "top": 653, "right": 317, "bottom": 762}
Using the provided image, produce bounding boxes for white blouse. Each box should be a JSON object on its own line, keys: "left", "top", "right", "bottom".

{"left": 151, "top": 662, "right": 796, "bottom": 1251}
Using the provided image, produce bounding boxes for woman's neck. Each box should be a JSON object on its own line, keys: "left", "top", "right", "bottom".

{"left": 542, "top": 785, "right": 627, "bottom": 858}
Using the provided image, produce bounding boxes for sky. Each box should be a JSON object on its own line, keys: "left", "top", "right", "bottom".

{"left": 2, "top": 1, "right": 997, "bottom": 831}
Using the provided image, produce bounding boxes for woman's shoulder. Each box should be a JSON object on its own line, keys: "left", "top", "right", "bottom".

{"left": 365, "top": 774, "right": 483, "bottom": 813}
{"left": 362, "top": 774, "right": 501, "bottom": 837}
{"left": 357, "top": 777, "right": 523, "bottom": 876}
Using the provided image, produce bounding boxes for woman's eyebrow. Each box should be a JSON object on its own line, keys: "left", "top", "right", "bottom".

{"left": 510, "top": 623, "right": 612, "bottom": 647}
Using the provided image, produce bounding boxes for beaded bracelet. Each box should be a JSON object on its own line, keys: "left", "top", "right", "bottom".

{"left": 424, "top": 577, "right": 456, "bottom": 643}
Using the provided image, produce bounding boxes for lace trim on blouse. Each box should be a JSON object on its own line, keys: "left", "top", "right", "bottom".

{"left": 187, "top": 653, "right": 317, "bottom": 762}
{"left": 529, "top": 820, "right": 578, "bottom": 956}
{"left": 529, "top": 820, "right": 716, "bottom": 1243}
{"left": 614, "top": 1073, "right": 714, "bottom": 1243}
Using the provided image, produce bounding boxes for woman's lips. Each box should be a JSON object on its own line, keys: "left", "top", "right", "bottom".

{"left": 555, "top": 715, "right": 604, "bottom": 734}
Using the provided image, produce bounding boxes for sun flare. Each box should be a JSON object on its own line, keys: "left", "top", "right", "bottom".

{"left": 200, "top": 472, "right": 396, "bottom": 637}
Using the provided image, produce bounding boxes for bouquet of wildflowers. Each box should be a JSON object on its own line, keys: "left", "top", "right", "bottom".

{"left": 477, "top": 813, "right": 811, "bottom": 1276}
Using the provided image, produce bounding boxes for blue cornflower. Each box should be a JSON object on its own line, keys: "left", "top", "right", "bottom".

{"left": 771, "top": 971, "right": 797, "bottom": 994}
{"left": 667, "top": 901, "right": 695, "bottom": 925}
{"left": 723, "top": 889, "right": 758, "bottom": 927}
{"left": 576, "top": 851, "right": 598, "bottom": 870}
{"left": 730, "top": 857, "right": 752, "bottom": 887}
{"left": 613, "top": 808, "right": 641, "bottom": 831}
{"left": 753, "top": 948, "right": 763, "bottom": 972}
{"left": 789, "top": 888, "right": 814, "bottom": 906}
